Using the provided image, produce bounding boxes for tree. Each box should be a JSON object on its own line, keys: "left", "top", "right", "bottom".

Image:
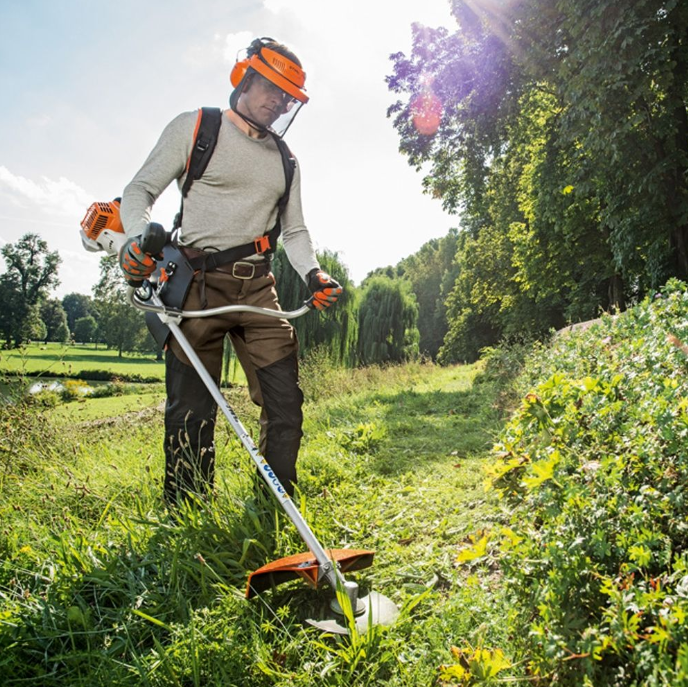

{"left": 20, "top": 304, "right": 47, "bottom": 343}
{"left": 73, "top": 315, "right": 98, "bottom": 344}
{"left": 39, "top": 299, "right": 70, "bottom": 343}
{"left": 0, "top": 275, "right": 17, "bottom": 347}
{"left": 396, "top": 228, "right": 460, "bottom": 359}
{"left": 439, "top": 226, "right": 516, "bottom": 364}
{"left": 387, "top": 0, "right": 688, "bottom": 356}
{"left": 512, "top": 0, "right": 688, "bottom": 290}
{"left": 62, "top": 292, "right": 95, "bottom": 332}
{"left": 272, "top": 246, "right": 359, "bottom": 366}
{"left": 356, "top": 276, "right": 419, "bottom": 366}
{"left": 0, "top": 233, "right": 61, "bottom": 347}
{"left": 92, "top": 257, "right": 151, "bottom": 357}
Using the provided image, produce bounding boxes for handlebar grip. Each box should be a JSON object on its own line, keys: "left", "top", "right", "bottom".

{"left": 140, "top": 222, "right": 168, "bottom": 256}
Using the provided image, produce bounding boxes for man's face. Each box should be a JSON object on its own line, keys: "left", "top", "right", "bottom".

{"left": 237, "top": 73, "right": 294, "bottom": 127}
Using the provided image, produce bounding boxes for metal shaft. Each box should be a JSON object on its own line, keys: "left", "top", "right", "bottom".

{"left": 154, "top": 294, "right": 347, "bottom": 592}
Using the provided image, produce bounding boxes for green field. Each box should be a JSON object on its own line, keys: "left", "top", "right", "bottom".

{"left": 3, "top": 285, "right": 686, "bottom": 686}
{"left": 0, "top": 342, "right": 165, "bottom": 380}
{"left": 49, "top": 391, "right": 166, "bottom": 424}
{"left": 0, "top": 343, "right": 248, "bottom": 385}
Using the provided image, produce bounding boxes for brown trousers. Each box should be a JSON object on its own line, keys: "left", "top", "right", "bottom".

{"left": 163, "top": 263, "right": 303, "bottom": 505}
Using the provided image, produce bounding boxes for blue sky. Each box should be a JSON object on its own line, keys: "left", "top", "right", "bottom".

{"left": 0, "top": 0, "right": 457, "bottom": 297}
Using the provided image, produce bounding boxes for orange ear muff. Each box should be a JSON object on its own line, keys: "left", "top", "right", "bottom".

{"left": 230, "top": 58, "right": 249, "bottom": 88}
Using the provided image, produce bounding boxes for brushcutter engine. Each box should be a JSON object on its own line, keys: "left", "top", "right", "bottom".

{"left": 80, "top": 198, "right": 126, "bottom": 256}
{"left": 80, "top": 198, "right": 167, "bottom": 258}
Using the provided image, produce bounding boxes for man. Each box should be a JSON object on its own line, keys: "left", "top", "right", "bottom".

{"left": 118, "top": 37, "right": 342, "bottom": 505}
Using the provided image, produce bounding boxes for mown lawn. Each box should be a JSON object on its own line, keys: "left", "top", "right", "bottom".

{"left": 48, "top": 391, "right": 166, "bottom": 424}
{"left": 0, "top": 359, "right": 516, "bottom": 686}
{"left": 0, "top": 342, "right": 165, "bottom": 380}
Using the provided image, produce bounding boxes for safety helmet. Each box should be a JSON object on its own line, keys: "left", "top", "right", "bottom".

{"left": 230, "top": 37, "right": 308, "bottom": 138}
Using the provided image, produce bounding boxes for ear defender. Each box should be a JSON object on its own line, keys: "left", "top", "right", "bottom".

{"left": 231, "top": 36, "right": 277, "bottom": 87}
{"left": 230, "top": 58, "right": 249, "bottom": 88}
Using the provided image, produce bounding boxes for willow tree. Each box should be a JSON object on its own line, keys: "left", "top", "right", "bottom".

{"left": 356, "top": 276, "right": 419, "bottom": 366}
{"left": 271, "top": 246, "right": 358, "bottom": 366}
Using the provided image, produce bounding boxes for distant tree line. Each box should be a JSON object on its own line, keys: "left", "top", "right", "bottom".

{"left": 0, "top": 233, "right": 159, "bottom": 357}
{"left": 0, "top": 233, "right": 429, "bottom": 367}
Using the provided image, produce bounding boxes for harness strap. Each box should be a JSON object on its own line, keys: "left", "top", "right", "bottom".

{"left": 173, "top": 107, "right": 223, "bottom": 231}
{"left": 271, "top": 131, "right": 296, "bottom": 216}
{"left": 187, "top": 222, "right": 282, "bottom": 308}
{"left": 171, "top": 107, "right": 297, "bottom": 307}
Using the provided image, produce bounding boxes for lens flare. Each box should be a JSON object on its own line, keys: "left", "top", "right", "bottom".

{"left": 411, "top": 80, "right": 442, "bottom": 136}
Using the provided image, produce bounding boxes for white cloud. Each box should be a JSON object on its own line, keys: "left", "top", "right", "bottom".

{"left": 0, "top": 166, "right": 91, "bottom": 218}
{"left": 223, "top": 30, "right": 255, "bottom": 64}
{"left": 27, "top": 114, "right": 51, "bottom": 128}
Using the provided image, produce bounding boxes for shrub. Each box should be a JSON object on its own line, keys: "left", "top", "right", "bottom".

{"left": 488, "top": 279, "right": 688, "bottom": 685}
{"left": 59, "top": 379, "right": 92, "bottom": 401}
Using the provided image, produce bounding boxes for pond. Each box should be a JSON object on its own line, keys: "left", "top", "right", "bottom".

{"left": 0, "top": 376, "right": 111, "bottom": 401}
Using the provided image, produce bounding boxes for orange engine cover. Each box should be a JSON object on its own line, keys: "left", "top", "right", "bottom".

{"left": 80, "top": 199, "right": 123, "bottom": 241}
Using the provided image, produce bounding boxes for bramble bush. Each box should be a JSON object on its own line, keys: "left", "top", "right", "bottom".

{"left": 488, "top": 279, "right": 688, "bottom": 685}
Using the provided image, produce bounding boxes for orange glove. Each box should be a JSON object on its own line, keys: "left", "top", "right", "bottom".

{"left": 307, "top": 269, "right": 343, "bottom": 311}
{"left": 119, "top": 237, "right": 157, "bottom": 286}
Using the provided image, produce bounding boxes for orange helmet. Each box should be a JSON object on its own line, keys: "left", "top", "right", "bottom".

{"left": 230, "top": 37, "right": 308, "bottom": 137}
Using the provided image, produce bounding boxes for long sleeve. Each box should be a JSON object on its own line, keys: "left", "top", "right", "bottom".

{"left": 120, "top": 112, "right": 195, "bottom": 238}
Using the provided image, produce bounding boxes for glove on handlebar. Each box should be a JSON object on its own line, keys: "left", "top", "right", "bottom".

{"left": 307, "top": 268, "right": 343, "bottom": 311}
{"left": 119, "top": 236, "right": 157, "bottom": 287}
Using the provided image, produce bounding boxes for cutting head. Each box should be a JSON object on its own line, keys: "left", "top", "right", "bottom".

{"left": 306, "top": 589, "right": 400, "bottom": 635}
{"left": 246, "top": 549, "right": 374, "bottom": 598}
{"left": 246, "top": 548, "right": 399, "bottom": 635}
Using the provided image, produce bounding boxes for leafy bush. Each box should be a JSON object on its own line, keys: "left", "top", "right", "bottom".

{"left": 487, "top": 280, "right": 688, "bottom": 685}
{"left": 478, "top": 339, "right": 536, "bottom": 386}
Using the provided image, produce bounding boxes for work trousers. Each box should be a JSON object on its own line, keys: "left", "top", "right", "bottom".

{"left": 163, "top": 263, "right": 303, "bottom": 506}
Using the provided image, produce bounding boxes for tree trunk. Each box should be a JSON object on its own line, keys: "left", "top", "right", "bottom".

{"left": 667, "top": 3, "right": 688, "bottom": 279}
{"left": 607, "top": 273, "right": 626, "bottom": 312}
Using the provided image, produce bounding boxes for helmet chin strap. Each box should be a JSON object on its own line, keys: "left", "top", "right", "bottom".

{"left": 233, "top": 106, "right": 267, "bottom": 133}
{"left": 229, "top": 83, "right": 269, "bottom": 135}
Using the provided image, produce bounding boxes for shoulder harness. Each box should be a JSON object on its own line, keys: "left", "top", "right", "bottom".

{"left": 173, "top": 106, "right": 296, "bottom": 269}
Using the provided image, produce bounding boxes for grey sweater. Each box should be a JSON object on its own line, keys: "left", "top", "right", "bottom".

{"left": 120, "top": 110, "right": 319, "bottom": 281}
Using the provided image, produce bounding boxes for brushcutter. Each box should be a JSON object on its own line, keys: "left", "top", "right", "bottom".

{"left": 79, "top": 201, "right": 399, "bottom": 634}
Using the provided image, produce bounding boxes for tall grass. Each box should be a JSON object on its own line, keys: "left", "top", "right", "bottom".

{"left": 0, "top": 356, "right": 515, "bottom": 686}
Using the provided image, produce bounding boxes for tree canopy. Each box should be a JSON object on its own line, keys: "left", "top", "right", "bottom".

{"left": 92, "top": 257, "right": 151, "bottom": 357}
{"left": 387, "top": 0, "right": 688, "bottom": 361}
{"left": 0, "top": 233, "right": 61, "bottom": 347}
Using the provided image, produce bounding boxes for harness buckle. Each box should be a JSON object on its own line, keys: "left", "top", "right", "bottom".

{"left": 254, "top": 235, "right": 271, "bottom": 254}
{"left": 232, "top": 261, "right": 256, "bottom": 279}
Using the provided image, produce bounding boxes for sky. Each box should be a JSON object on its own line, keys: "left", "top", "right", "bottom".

{"left": 0, "top": 0, "right": 458, "bottom": 298}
